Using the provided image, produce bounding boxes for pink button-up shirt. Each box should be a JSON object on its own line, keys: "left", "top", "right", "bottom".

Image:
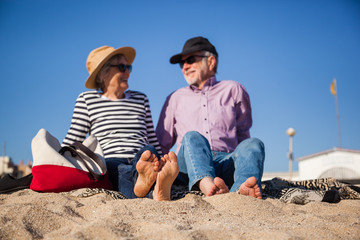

{"left": 156, "top": 76, "right": 252, "bottom": 154}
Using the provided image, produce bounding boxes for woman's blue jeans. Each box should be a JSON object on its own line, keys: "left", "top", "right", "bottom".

{"left": 105, "top": 145, "right": 159, "bottom": 199}
{"left": 176, "top": 131, "right": 265, "bottom": 193}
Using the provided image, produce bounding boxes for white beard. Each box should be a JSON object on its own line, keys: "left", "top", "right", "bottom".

{"left": 184, "top": 70, "right": 200, "bottom": 85}
{"left": 184, "top": 63, "right": 208, "bottom": 86}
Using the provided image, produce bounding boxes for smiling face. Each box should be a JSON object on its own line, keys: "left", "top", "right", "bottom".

{"left": 100, "top": 55, "right": 130, "bottom": 94}
{"left": 181, "top": 51, "right": 216, "bottom": 89}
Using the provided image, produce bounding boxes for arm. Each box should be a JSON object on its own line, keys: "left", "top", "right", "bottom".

{"left": 62, "top": 93, "right": 91, "bottom": 146}
{"left": 156, "top": 94, "right": 177, "bottom": 154}
{"left": 144, "top": 96, "right": 163, "bottom": 156}
{"left": 235, "top": 84, "right": 252, "bottom": 142}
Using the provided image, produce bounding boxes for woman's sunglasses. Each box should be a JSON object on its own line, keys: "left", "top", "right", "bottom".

{"left": 110, "top": 64, "right": 132, "bottom": 73}
{"left": 179, "top": 55, "right": 207, "bottom": 68}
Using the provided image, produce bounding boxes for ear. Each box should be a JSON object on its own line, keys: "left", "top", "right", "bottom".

{"left": 207, "top": 55, "right": 216, "bottom": 72}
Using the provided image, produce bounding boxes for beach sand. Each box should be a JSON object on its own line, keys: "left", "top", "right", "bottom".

{"left": 0, "top": 189, "right": 359, "bottom": 240}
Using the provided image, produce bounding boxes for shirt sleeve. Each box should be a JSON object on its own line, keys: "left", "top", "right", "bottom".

{"left": 235, "top": 84, "right": 252, "bottom": 142}
{"left": 62, "top": 93, "right": 91, "bottom": 146}
{"left": 156, "top": 93, "right": 177, "bottom": 154}
{"left": 144, "top": 95, "right": 163, "bottom": 156}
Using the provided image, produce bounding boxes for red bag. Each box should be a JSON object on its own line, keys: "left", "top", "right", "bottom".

{"left": 30, "top": 129, "right": 113, "bottom": 192}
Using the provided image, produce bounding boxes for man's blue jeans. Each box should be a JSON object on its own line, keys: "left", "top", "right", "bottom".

{"left": 105, "top": 145, "right": 159, "bottom": 199}
{"left": 176, "top": 131, "right": 265, "bottom": 193}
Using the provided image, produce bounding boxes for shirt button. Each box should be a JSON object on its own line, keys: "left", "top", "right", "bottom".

{"left": 205, "top": 118, "right": 207, "bottom": 120}
{"left": 203, "top": 104, "right": 206, "bottom": 107}
{"left": 206, "top": 131, "right": 209, "bottom": 134}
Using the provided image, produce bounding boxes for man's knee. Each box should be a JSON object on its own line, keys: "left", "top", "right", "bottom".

{"left": 234, "top": 138, "right": 265, "bottom": 162}
{"left": 183, "top": 131, "right": 204, "bottom": 141}
{"left": 182, "top": 131, "right": 210, "bottom": 149}
{"left": 242, "top": 138, "right": 264, "bottom": 151}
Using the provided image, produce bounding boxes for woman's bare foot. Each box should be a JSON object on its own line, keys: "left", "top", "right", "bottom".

{"left": 237, "top": 176, "right": 262, "bottom": 199}
{"left": 134, "top": 150, "right": 159, "bottom": 198}
{"left": 153, "top": 152, "right": 179, "bottom": 201}
{"left": 199, "top": 177, "right": 229, "bottom": 197}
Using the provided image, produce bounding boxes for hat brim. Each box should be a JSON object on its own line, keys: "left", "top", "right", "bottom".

{"left": 85, "top": 46, "right": 136, "bottom": 89}
{"left": 169, "top": 48, "right": 201, "bottom": 64}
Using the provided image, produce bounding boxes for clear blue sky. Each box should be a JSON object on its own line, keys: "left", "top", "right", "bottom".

{"left": 1, "top": 0, "right": 359, "bottom": 172}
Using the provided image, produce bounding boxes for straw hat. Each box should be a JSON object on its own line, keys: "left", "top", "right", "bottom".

{"left": 85, "top": 46, "right": 136, "bottom": 89}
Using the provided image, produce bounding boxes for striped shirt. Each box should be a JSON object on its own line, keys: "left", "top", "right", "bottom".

{"left": 62, "top": 90, "right": 162, "bottom": 159}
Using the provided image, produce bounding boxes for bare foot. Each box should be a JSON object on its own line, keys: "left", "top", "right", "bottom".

{"left": 199, "top": 177, "right": 229, "bottom": 197}
{"left": 237, "top": 176, "right": 262, "bottom": 199}
{"left": 153, "top": 152, "right": 179, "bottom": 201}
{"left": 134, "top": 150, "right": 159, "bottom": 198}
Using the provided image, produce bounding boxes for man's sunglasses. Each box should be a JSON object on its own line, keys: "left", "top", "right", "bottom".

{"left": 110, "top": 64, "right": 132, "bottom": 73}
{"left": 179, "top": 55, "right": 207, "bottom": 68}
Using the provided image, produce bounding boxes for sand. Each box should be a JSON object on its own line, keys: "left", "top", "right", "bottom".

{"left": 0, "top": 189, "right": 359, "bottom": 240}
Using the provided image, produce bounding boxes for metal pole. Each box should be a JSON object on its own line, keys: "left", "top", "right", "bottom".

{"left": 286, "top": 128, "right": 296, "bottom": 181}
{"left": 334, "top": 83, "right": 341, "bottom": 148}
{"left": 289, "top": 136, "right": 293, "bottom": 180}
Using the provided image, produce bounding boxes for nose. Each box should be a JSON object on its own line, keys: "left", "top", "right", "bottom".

{"left": 121, "top": 69, "right": 130, "bottom": 78}
{"left": 182, "top": 62, "right": 191, "bottom": 72}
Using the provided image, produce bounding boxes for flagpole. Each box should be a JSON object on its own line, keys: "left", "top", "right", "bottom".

{"left": 332, "top": 78, "right": 341, "bottom": 148}
{"left": 286, "top": 128, "right": 296, "bottom": 181}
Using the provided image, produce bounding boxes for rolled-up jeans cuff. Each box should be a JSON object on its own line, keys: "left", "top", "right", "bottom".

{"left": 189, "top": 174, "right": 214, "bottom": 191}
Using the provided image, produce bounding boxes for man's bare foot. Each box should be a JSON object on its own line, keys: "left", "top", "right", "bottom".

{"left": 134, "top": 150, "right": 159, "bottom": 198}
{"left": 237, "top": 176, "right": 262, "bottom": 199}
{"left": 199, "top": 177, "right": 229, "bottom": 197}
{"left": 153, "top": 152, "right": 179, "bottom": 201}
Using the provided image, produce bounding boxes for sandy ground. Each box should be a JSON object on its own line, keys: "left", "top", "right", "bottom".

{"left": 0, "top": 189, "right": 359, "bottom": 240}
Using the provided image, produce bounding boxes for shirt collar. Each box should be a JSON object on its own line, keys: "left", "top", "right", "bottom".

{"left": 100, "top": 90, "right": 130, "bottom": 101}
{"left": 189, "top": 76, "right": 217, "bottom": 92}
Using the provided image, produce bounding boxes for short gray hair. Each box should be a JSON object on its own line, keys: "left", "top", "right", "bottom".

{"left": 202, "top": 51, "right": 218, "bottom": 74}
{"left": 95, "top": 54, "right": 126, "bottom": 91}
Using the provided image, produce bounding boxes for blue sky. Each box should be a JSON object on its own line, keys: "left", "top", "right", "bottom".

{"left": 1, "top": 0, "right": 359, "bottom": 172}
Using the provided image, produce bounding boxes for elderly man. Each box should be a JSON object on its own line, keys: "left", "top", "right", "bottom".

{"left": 156, "top": 36, "right": 265, "bottom": 198}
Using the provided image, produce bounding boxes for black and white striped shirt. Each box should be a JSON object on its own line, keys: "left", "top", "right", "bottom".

{"left": 62, "top": 90, "right": 162, "bottom": 159}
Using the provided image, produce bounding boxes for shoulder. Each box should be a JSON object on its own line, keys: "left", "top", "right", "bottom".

{"left": 126, "top": 90, "right": 150, "bottom": 105}
{"left": 167, "top": 86, "right": 191, "bottom": 99}
{"left": 78, "top": 90, "right": 99, "bottom": 98}
{"left": 127, "top": 90, "right": 147, "bottom": 98}
{"left": 216, "top": 80, "right": 250, "bottom": 102}
{"left": 218, "top": 80, "right": 248, "bottom": 93}
{"left": 160, "top": 87, "right": 188, "bottom": 108}
{"left": 75, "top": 91, "right": 100, "bottom": 102}
{"left": 218, "top": 80, "right": 244, "bottom": 88}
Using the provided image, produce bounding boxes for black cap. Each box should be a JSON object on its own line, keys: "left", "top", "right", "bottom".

{"left": 170, "top": 36, "right": 218, "bottom": 64}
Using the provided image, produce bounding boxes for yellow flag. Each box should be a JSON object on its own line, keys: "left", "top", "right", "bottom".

{"left": 330, "top": 78, "right": 336, "bottom": 96}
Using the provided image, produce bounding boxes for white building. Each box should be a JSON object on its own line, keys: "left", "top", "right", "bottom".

{"left": 0, "top": 156, "right": 14, "bottom": 176}
{"left": 297, "top": 148, "right": 360, "bottom": 180}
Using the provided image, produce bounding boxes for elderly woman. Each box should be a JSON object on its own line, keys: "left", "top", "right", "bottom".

{"left": 62, "top": 46, "right": 178, "bottom": 201}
